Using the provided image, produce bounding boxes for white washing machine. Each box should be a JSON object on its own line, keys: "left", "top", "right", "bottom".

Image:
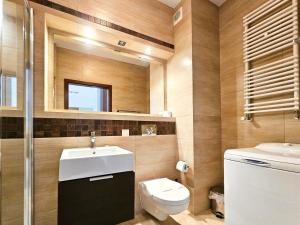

{"left": 224, "top": 143, "right": 300, "bottom": 225}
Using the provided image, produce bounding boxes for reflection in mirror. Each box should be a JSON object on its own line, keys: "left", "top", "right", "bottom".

{"left": 1, "top": 74, "right": 17, "bottom": 107}
{"left": 65, "top": 79, "right": 112, "bottom": 112}
{"left": 1, "top": 0, "right": 23, "bottom": 108}
{"left": 45, "top": 16, "right": 166, "bottom": 115}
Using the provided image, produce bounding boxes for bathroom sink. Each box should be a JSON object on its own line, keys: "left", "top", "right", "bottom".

{"left": 59, "top": 146, "right": 134, "bottom": 181}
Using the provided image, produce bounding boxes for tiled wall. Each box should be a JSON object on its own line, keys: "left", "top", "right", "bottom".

{"left": 0, "top": 117, "right": 176, "bottom": 138}
{"left": 167, "top": 0, "right": 222, "bottom": 214}
{"left": 34, "top": 118, "right": 176, "bottom": 137}
{"left": 167, "top": 0, "right": 195, "bottom": 213}
{"left": 1, "top": 139, "right": 24, "bottom": 225}
{"left": 219, "top": 0, "right": 300, "bottom": 157}
{"left": 191, "top": 0, "right": 222, "bottom": 213}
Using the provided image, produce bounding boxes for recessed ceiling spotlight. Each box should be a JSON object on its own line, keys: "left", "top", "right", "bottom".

{"left": 145, "top": 46, "right": 152, "bottom": 55}
{"left": 83, "top": 27, "right": 95, "bottom": 38}
{"left": 118, "top": 40, "right": 127, "bottom": 46}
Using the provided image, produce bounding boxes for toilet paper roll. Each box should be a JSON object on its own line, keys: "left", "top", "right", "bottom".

{"left": 176, "top": 161, "right": 189, "bottom": 173}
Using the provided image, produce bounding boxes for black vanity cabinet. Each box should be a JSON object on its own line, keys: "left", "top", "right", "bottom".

{"left": 58, "top": 171, "right": 135, "bottom": 225}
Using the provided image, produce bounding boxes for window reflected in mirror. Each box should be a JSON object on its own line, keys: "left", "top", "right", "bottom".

{"left": 1, "top": 74, "right": 17, "bottom": 107}
{"left": 65, "top": 79, "right": 112, "bottom": 112}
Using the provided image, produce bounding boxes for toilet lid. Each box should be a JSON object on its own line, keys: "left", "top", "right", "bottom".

{"left": 142, "top": 178, "right": 190, "bottom": 206}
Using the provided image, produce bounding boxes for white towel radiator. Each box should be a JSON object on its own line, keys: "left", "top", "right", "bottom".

{"left": 242, "top": 0, "right": 299, "bottom": 120}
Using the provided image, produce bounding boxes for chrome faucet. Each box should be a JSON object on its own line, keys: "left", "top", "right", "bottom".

{"left": 90, "top": 131, "right": 96, "bottom": 152}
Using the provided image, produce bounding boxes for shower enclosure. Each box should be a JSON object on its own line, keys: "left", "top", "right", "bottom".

{"left": 0, "top": 0, "right": 34, "bottom": 225}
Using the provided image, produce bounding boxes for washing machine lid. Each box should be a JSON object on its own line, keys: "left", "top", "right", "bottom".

{"left": 142, "top": 178, "right": 190, "bottom": 206}
{"left": 225, "top": 143, "right": 300, "bottom": 172}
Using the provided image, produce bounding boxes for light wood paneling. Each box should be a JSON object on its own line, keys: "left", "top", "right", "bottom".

{"left": 166, "top": 0, "right": 222, "bottom": 214}
{"left": 167, "top": 0, "right": 194, "bottom": 212}
{"left": 33, "top": 135, "right": 178, "bottom": 225}
{"left": 166, "top": 0, "right": 221, "bottom": 214}
{"left": 45, "top": 28, "right": 55, "bottom": 110}
{"left": 149, "top": 63, "right": 165, "bottom": 114}
{"left": 54, "top": 47, "right": 149, "bottom": 113}
{"left": 192, "top": 0, "right": 221, "bottom": 214}
{"left": 50, "top": 0, "right": 175, "bottom": 45}
{"left": 1, "top": 139, "right": 24, "bottom": 225}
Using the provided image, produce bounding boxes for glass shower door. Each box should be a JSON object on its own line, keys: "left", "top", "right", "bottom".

{"left": 0, "top": 0, "right": 33, "bottom": 225}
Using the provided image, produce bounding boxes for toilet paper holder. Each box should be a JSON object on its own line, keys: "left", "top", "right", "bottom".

{"left": 176, "top": 161, "right": 189, "bottom": 173}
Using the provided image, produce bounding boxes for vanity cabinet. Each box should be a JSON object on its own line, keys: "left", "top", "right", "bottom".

{"left": 58, "top": 171, "right": 135, "bottom": 225}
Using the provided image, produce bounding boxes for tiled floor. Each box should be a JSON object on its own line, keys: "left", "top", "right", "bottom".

{"left": 119, "top": 210, "right": 224, "bottom": 225}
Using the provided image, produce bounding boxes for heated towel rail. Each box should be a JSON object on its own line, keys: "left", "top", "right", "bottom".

{"left": 242, "top": 0, "right": 299, "bottom": 120}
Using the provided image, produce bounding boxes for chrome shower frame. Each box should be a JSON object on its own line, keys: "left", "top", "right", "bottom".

{"left": 23, "top": 1, "right": 34, "bottom": 225}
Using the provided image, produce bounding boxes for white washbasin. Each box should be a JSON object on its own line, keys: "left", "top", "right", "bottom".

{"left": 59, "top": 146, "right": 134, "bottom": 181}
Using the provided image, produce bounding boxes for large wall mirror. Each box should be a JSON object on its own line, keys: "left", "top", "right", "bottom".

{"left": 45, "top": 14, "right": 168, "bottom": 115}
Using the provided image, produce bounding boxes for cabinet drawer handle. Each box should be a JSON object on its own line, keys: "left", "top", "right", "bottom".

{"left": 89, "top": 175, "right": 113, "bottom": 182}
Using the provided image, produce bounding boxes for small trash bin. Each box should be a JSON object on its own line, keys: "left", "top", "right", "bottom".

{"left": 209, "top": 186, "right": 224, "bottom": 219}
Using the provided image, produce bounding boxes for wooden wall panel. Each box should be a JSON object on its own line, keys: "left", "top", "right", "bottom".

{"left": 166, "top": 0, "right": 221, "bottom": 214}
{"left": 49, "top": 0, "right": 175, "bottom": 45}
{"left": 167, "top": 0, "right": 195, "bottom": 212}
{"left": 149, "top": 63, "right": 165, "bottom": 114}
{"left": 192, "top": 0, "right": 222, "bottom": 214}
{"left": 1, "top": 139, "right": 24, "bottom": 225}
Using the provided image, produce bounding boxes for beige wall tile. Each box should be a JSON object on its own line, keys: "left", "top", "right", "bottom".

{"left": 1, "top": 139, "right": 24, "bottom": 225}
{"left": 191, "top": 0, "right": 221, "bottom": 213}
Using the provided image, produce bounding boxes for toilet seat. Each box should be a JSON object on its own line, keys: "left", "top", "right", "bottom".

{"left": 139, "top": 178, "right": 190, "bottom": 221}
{"left": 141, "top": 178, "right": 190, "bottom": 206}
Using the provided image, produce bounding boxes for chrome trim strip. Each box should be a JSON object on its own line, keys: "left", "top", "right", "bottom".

{"left": 24, "top": 3, "right": 34, "bottom": 225}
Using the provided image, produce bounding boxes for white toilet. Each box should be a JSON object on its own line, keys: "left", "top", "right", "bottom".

{"left": 139, "top": 178, "right": 190, "bottom": 221}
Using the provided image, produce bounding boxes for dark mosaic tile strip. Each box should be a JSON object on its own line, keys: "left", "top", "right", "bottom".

{"left": 0, "top": 117, "right": 24, "bottom": 139}
{"left": 0, "top": 117, "right": 176, "bottom": 139}
{"left": 33, "top": 118, "right": 176, "bottom": 138}
{"left": 30, "top": 0, "right": 175, "bottom": 49}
